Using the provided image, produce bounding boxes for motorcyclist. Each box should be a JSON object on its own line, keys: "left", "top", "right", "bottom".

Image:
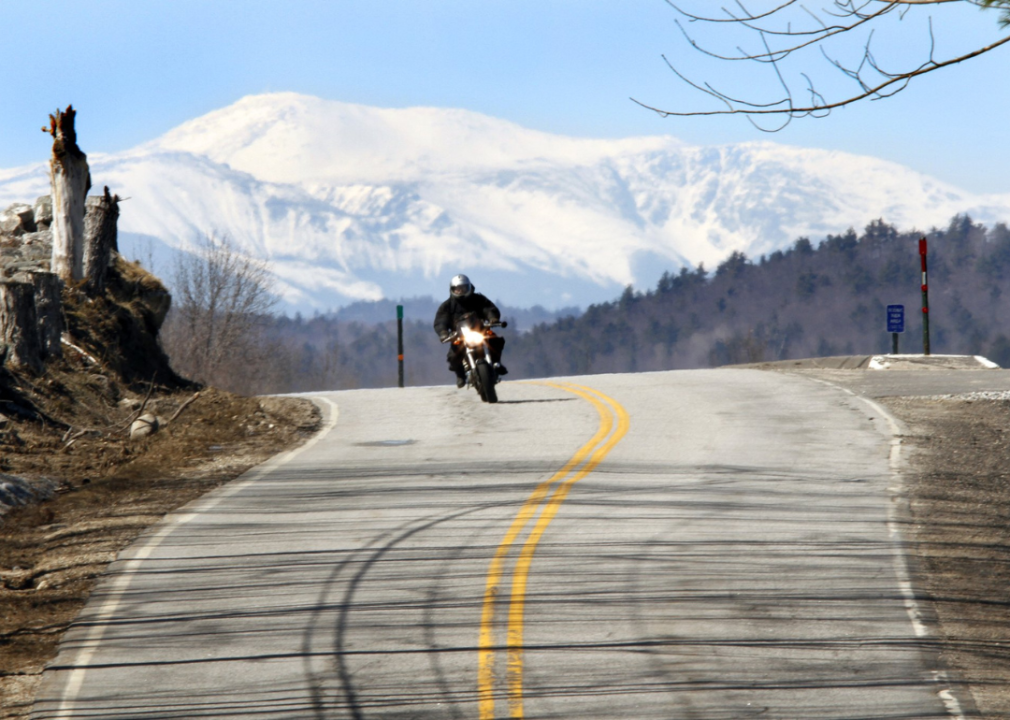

{"left": 434, "top": 274, "right": 507, "bottom": 388}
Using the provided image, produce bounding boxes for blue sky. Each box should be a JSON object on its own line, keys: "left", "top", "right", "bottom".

{"left": 2, "top": 0, "right": 1008, "bottom": 193}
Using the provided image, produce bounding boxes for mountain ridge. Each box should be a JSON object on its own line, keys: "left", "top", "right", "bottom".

{"left": 1, "top": 92, "right": 1008, "bottom": 312}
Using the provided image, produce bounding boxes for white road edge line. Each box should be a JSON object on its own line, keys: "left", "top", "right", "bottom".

{"left": 811, "top": 378, "right": 968, "bottom": 720}
{"left": 51, "top": 396, "right": 339, "bottom": 720}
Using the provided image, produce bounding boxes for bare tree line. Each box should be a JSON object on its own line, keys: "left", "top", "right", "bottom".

{"left": 159, "top": 234, "right": 280, "bottom": 394}
{"left": 156, "top": 235, "right": 445, "bottom": 394}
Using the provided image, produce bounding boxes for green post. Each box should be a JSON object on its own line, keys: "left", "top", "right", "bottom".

{"left": 919, "top": 238, "right": 930, "bottom": 356}
{"left": 396, "top": 305, "right": 404, "bottom": 388}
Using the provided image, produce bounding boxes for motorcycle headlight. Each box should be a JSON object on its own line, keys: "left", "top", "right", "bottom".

{"left": 461, "top": 327, "right": 485, "bottom": 348}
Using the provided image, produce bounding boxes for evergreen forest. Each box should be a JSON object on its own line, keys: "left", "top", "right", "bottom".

{"left": 511, "top": 215, "right": 1010, "bottom": 379}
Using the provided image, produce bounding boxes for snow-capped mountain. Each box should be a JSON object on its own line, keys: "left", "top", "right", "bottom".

{"left": 2, "top": 92, "right": 1008, "bottom": 311}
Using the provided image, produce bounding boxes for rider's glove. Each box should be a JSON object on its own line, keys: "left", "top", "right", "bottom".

{"left": 439, "top": 331, "right": 451, "bottom": 343}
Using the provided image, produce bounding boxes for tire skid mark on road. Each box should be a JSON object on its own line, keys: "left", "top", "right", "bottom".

{"left": 478, "top": 382, "right": 630, "bottom": 720}
{"left": 329, "top": 501, "right": 515, "bottom": 720}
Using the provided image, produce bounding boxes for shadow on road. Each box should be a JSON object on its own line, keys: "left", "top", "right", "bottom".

{"left": 496, "top": 398, "right": 578, "bottom": 405}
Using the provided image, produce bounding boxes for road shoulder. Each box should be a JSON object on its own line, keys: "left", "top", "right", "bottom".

{"left": 0, "top": 390, "right": 320, "bottom": 719}
{"left": 782, "top": 366, "right": 1010, "bottom": 718}
{"left": 882, "top": 395, "right": 1010, "bottom": 719}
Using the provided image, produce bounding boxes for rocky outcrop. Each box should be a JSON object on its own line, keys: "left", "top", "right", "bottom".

{"left": 34, "top": 195, "right": 52, "bottom": 230}
{"left": 0, "top": 203, "right": 36, "bottom": 236}
{"left": 1, "top": 201, "right": 54, "bottom": 278}
{"left": 0, "top": 108, "right": 161, "bottom": 377}
{"left": 0, "top": 194, "right": 116, "bottom": 283}
{"left": 0, "top": 473, "right": 57, "bottom": 521}
{"left": 1, "top": 200, "right": 61, "bottom": 372}
{"left": 0, "top": 190, "right": 127, "bottom": 372}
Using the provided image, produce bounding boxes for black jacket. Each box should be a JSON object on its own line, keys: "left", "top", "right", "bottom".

{"left": 433, "top": 292, "right": 501, "bottom": 338}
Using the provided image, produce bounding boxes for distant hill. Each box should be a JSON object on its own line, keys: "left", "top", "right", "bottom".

{"left": 3, "top": 93, "right": 1009, "bottom": 313}
{"left": 509, "top": 216, "right": 1010, "bottom": 378}
{"left": 246, "top": 215, "right": 1010, "bottom": 392}
{"left": 327, "top": 296, "right": 578, "bottom": 332}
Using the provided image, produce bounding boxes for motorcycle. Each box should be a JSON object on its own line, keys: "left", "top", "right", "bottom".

{"left": 442, "top": 315, "right": 507, "bottom": 403}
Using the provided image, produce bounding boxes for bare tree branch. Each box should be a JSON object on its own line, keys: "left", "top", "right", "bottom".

{"left": 167, "top": 392, "right": 200, "bottom": 424}
{"left": 640, "top": 0, "right": 1010, "bottom": 126}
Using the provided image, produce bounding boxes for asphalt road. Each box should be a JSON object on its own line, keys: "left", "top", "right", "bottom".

{"left": 32, "top": 369, "right": 973, "bottom": 719}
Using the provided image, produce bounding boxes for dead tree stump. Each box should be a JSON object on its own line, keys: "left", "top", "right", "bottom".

{"left": 27, "top": 271, "right": 62, "bottom": 360}
{"left": 83, "top": 186, "right": 120, "bottom": 293}
{"left": 0, "top": 281, "right": 42, "bottom": 373}
{"left": 45, "top": 105, "right": 91, "bottom": 284}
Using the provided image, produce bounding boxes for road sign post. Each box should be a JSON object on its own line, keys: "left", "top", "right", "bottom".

{"left": 886, "top": 304, "right": 904, "bottom": 354}
{"left": 919, "top": 238, "right": 930, "bottom": 356}
{"left": 396, "top": 305, "right": 404, "bottom": 388}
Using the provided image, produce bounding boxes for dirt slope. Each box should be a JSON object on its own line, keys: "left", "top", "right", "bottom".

{"left": 882, "top": 395, "right": 1010, "bottom": 718}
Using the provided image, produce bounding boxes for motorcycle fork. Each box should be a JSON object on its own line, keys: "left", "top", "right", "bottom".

{"left": 464, "top": 347, "right": 477, "bottom": 385}
{"left": 463, "top": 344, "right": 491, "bottom": 387}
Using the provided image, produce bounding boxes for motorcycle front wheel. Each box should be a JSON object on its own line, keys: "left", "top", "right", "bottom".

{"left": 476, "top": 362, "right": 498, "bottom": 403}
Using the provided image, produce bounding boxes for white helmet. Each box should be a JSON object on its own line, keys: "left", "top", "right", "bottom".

{"left": 450, "top": 274, "right": 473, "bottom": 298}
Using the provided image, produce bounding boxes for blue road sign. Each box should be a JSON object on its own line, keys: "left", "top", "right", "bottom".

{"left": 887, "top": 304, "right": 905, "bottom": 333}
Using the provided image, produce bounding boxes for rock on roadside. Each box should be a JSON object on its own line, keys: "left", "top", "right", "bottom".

{"left": 0, "top": 474, "right": 57, "bottom": 522}
{"left": 129, "top": 413, "right": 162, "bottom": 440}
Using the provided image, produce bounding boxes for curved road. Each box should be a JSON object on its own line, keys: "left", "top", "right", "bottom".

{"left": 33, "top": 370, "right": 964, "bottom": 719}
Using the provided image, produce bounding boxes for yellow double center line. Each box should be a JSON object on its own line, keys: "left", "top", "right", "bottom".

{"left": 477, "top": 381, "right": 630, "bottom": 719}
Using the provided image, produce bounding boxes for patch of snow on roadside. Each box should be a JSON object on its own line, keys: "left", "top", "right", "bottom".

{"left": 869, "top": 354, "right": 1000, "bottom": 371}
{"left": 918, "top": 390, "right": 1010, "bottom": 402}
{"left": 869, "top": 356, "right": 893, "bottom": 370}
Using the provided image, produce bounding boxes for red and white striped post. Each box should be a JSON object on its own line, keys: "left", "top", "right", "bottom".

{"left": 919, "top": 237, "right": 930, "bottom": 356}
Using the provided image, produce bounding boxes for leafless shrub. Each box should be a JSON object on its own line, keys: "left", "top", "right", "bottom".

{"left": 160, "top": 234, "right": 280, "bottom": 394}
